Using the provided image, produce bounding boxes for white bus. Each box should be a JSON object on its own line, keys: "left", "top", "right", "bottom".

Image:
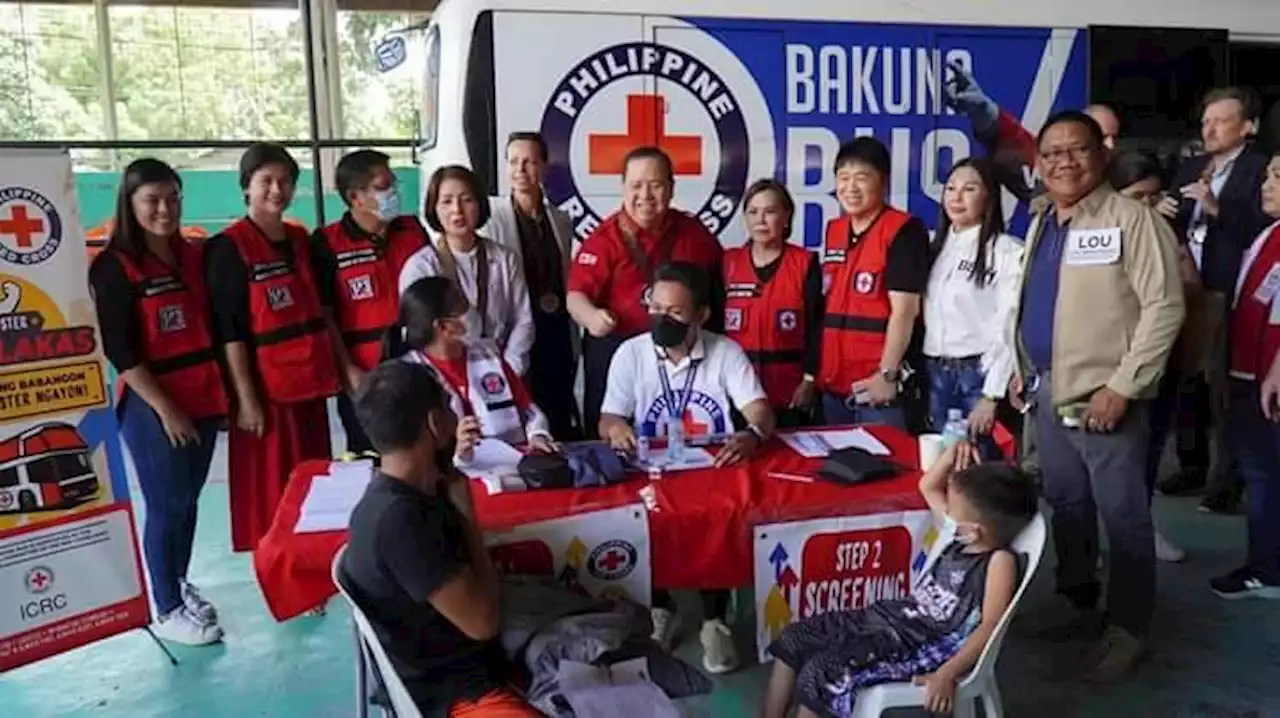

{"left": 0, "top": 423, "right": 100, "bottom": 514}
{"left": 415, "top": 0, "right": 1280, "bottom": 245}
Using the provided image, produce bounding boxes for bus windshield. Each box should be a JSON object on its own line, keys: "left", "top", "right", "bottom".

{"left": 26, "top": 453, "right": 91, "bottom": 484}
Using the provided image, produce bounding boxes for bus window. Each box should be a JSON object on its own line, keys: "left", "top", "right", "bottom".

{"left": 0, "top": 466, "right": 16, "bottom": 488}
{"left": 421, "top": 23, "right": 441, "bottom": 150}
{"left": 26, "top": 453, "right": 91, "bottom": 484}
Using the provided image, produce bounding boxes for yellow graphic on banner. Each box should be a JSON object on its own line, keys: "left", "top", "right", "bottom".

{"left": 0, "top": 361, "right": 106, "bottom": 421}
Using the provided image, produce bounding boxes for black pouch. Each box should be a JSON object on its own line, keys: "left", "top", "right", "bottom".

{"left": 818, "top": 448, "right": 902, "bottom": 486}
{"left": 517, "top": 452, "right": 573, "bottom": 489}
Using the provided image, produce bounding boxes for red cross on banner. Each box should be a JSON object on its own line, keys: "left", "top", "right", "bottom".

{"left": 0, "top": 205, "right": 45, "bottom": 248}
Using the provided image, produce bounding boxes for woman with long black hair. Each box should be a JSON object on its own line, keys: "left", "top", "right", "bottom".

{"left": 922, "top": 158, "right": 1023, "bottom": 454}
{"left": 386, "top": 276, "right": 555, "bottom": 459}
{"left": 89, "top": 158, "right": 228, "bottom": 645}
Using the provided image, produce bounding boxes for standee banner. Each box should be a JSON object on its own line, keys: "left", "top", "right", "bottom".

{"left": 485, "top": 504, "right": 652, "bottom": 607}
{"left": 753, "top": 510, "right": 938, "bottom": 663}
{"left": 0, "top": 150, "right": 147, "bottom": 672}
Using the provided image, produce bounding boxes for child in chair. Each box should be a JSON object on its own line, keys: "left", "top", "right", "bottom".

{"left": 761, "top": 443, "right": 1038, "bottom": 718}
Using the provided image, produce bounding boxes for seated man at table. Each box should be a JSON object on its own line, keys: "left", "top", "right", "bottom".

{"left": 339, "top": 361, "right": 537, "bottom": 717}
{"left": 600, "top": 260, "right": 777, "bottom": 675}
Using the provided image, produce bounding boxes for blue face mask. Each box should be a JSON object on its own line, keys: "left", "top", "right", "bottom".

{"left": 373, "top": 188, "right": 400, "bottom": 221}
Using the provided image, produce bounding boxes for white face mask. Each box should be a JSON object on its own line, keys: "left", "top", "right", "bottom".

{"left": 942, "top": 514, "right": 979, "bottom": 545}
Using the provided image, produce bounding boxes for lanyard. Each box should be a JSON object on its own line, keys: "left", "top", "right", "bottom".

{"left": 656, "top": 356, "right": 700, "bottom": 422}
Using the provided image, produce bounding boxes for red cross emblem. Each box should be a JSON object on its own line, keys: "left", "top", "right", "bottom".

{"left": 682, "top": 408, "right": 709, "bottom": 437}
{"left": 25, "top": 566, "right": 53, "bottom": 594}
{"left": 0, "top": 205, "right": 45, "bottom": 249}
{"left": 598, "top": 549, "right": 628, "bottom": 572}
{"left": 588, "top": 94, "right": 703, "bottom": 176}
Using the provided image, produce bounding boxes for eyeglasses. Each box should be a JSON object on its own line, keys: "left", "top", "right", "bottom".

{"left": 1038, "top": 145, "right": 1096, "bottom": 165}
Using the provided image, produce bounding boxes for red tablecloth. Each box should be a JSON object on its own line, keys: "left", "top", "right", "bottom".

{"left": 254, "top": 426, "right": 941, "bottom": 621}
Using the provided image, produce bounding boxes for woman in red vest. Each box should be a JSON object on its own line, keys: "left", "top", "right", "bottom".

{"left": 1215, "top": 151, "right": 1280, "bottom": 600}
{"left": 722, "top": 179, "right": 822, "bottom": 427}
{"left": 89, "top": 159, "right": 228, "bottom": 645}
{"left": 567, "top": 146, "right": 724, "bottom": 438}
{"left": 205, "top": 143, "right": 340, "bottom": 554}
{"left": 817, "top": 138, "right": 930, "bottom": 429}
{"left": 310, "top": 149, "right": 429, "bottom": 455}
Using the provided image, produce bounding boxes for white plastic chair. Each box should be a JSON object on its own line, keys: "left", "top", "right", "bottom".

{"left": 332, "top": 546, "right": 424, "bottom": 718}
{"left": 850, "top": 512, "right": 1047, "bottom": 718}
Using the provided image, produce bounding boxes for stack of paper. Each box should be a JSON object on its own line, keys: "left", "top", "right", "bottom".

{"left": 457, "top": 439, "right": 528, "bottom": 495}
{"left": 779, "top": 428, "right": 891, "bottom": 458}
{"left": 294, "top": 460, "right": 374, "bottom": 533}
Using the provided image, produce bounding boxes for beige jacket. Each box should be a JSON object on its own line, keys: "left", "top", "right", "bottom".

{"left": 1009, "top": 183, "right": 1185, "bottom": 406}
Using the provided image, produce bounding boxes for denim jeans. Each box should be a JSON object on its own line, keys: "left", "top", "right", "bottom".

{"left": 925, "top": 356, "right": 1000, "bottom": 460}
{"left": 1227, "top": 379, "right": 1280, "bottom": 582}
{"left": 119, "top": 390, "right": 220, "bottom": 614}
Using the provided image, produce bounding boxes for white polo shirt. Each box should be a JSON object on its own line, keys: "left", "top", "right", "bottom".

{"left": 600, "top": 330, "right": 767, "bottom": 438}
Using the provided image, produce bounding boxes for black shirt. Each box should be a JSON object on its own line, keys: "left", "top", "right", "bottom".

{"left": 512, "top": 199, "right": 566, "bottom": 312}
{"left": 88, "top": 251, "right": 144, "bottom": 373}
{"left": 878, "top": 216, "right": 931, "bottom": 294}
{"left": 752, "top": 250, "right": 825, "bottom": 376}
{"left": 340, "top": 472, "right": 507, "bottom": 711}
{"left": 203, "top": 230, "right": 296, "bottom": 345}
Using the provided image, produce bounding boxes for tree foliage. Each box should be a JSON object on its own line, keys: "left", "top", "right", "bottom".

{"left": 0, "top": 4, "right": 421, "bottom": 167}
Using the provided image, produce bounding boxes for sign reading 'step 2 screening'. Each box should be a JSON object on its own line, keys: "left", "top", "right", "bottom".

{"left": 0, "top": 150, "right": 147, "bottom": 672}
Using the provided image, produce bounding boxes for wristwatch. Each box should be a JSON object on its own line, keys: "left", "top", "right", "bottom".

{"left": 746, "top": 423, "right": 768, "bottom": 441}
{"left": 879, "top": 367, "right": 901, "bottom": 383}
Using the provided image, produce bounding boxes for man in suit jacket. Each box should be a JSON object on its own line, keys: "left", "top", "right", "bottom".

{"left": 1158, "top": 87, "right": 1271, "bottom": 511}
{"left": 482, "top": 132, "right": 582, "bottom": 439}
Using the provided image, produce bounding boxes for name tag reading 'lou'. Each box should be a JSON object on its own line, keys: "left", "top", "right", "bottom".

{"left": 1065, "top": 228, "right": 1122, "bottom": 266}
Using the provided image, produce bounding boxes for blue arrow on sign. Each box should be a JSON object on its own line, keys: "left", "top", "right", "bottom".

{"left": 769, "top": 543, "right": 789, "bottom": 583}
{"left": 374, "top": 35, "right": 407, "bottom": 73}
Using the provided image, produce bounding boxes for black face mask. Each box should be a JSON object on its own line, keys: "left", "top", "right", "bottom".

{"left": 650, "top": 314, "right": 690, "bottom": 348}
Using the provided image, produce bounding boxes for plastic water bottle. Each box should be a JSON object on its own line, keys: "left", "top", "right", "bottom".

{"left": 665, "top": 418, "right": 686, "bottom": 463}
{"left": 637, "top": 429, "right": 651, "bottom": 464}
{"left": 941, "top": 408, "right": 968, "bottom": 449}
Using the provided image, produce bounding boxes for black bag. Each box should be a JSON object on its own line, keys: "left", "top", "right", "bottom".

{"left": 817, "top": 448, "right": 903, "bottom": 486}
{"left": 517, "top": 452, "right": 573, "bottom": 489}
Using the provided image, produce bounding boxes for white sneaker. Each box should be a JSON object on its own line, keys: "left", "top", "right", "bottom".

{"left": 650, "top": 607, "right": 677, "bottom": 651}
{"left": 179, "top": 579, "right": 217, "bottom": 624}
{"left": 153, "top": 607, "right": 223, "bottom": 646}
{"left": 1154, "top": 528, "right": 1186, "bottom": 563}
{"left": 699, "top": 619, "right": 739, "bottom": 674}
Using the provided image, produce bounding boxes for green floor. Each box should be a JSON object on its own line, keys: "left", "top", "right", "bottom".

{"left": 3, "top": 416, "right": 1279, "bottom": 717}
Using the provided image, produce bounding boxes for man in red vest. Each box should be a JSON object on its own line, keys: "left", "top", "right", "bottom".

{"left": 1215, "top": 149, "right": 1280, "bottom": 600}
{"left": 311, "top": 150, "right": 429, "bottom": 454}
{"left": 567, "top": 146, "right": 724, "bottom": 438}
{"left": 817, "top": 137, "right": 929, "bottom": 429}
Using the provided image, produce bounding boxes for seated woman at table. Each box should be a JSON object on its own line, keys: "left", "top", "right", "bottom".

{"left": 760, "top": 442, "right": 1036, "bottom": 718}
{"left": 599, "top": 260, "right": 776, "bottom": 675}
{"left": 384, "top": 276, "right": 557, "bottom": 461}
{"left": 341, "top": 360, "right": 539, "bottom": 717}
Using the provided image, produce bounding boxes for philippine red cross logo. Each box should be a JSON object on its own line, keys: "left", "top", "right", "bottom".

{"left": 24, "top": 565, "right": 54, "bottom": 594}
{"left": 586, "top": 539, "right": 637, "bottom": 581}
{"left": 480, "top": 371, "right": 507, "bottom": 396}
{"left": 539, "top": 41, "right": 752, "bottom": 241}
{"left": 0, "top": 187, "right": 63, "bottom": 266}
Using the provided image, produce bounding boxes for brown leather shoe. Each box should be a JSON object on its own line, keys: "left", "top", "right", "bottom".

{"left": 1083, "top": 626, "right": 1147, "bottom": 683}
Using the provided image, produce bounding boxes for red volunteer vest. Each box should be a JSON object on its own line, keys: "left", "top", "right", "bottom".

{"left": 113, "top": 240, "right": 228, "bottom": 420}
{"left": 320, "top": 217, "right": 428, "bottom": 371}
{"left": 1230, "top": 224, "right": 1280, "bottom": 381}
{"left": 723, "top": 244, "right": 809, "bottom": 408}
{"left": 818, "top": 207, "right": 910, "bottom": 394}
{"left": 222, "top": 218, "right": 340, "bottom": 404}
